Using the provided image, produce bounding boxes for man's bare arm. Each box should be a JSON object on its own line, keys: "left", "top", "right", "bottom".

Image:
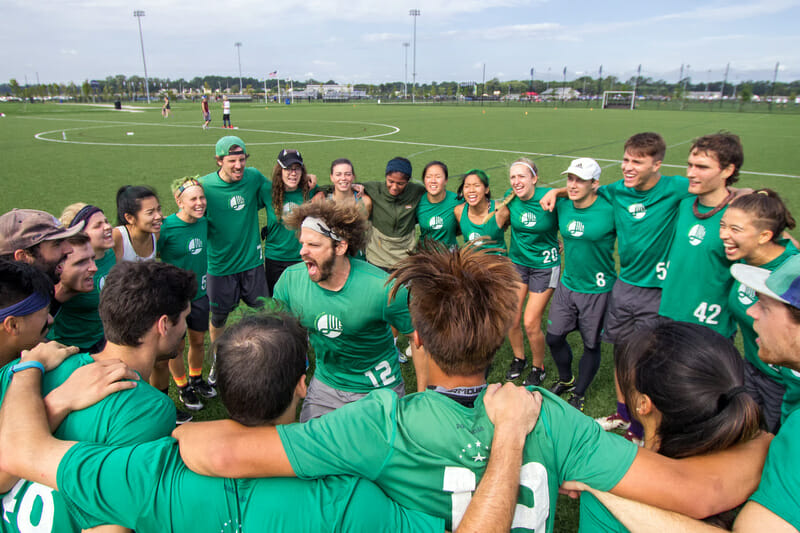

{"left": 539, "top": 187, "right": 567, "bottom": 211}
{"left": 610, "top": 432, "right": 772, "bottom": 519}
{"left": 173, "top": 420, "right": 294, "bottom": 478}
{"left": 456, "top": 384, "right": 542, "bottom": 533}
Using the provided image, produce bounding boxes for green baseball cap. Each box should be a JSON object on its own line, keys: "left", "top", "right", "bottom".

{"left": 215, "top": 136, "right": 247, "bottom": 157}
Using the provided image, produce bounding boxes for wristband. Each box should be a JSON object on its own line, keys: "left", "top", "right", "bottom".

{"left": 9, "top": 360, "right": 45, "bottom": 380}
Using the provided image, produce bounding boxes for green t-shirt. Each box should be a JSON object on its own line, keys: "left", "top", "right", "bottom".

{"left": 262, "top": 187, "right": 317, "bottom": 262}
{"left": 749, "top": 407, "right": 800, "bottom": 529}
{"left": 658, "top": 199, "right": 735, "bottom": 337}
{"left": 599, "top": 176, "right": 691, "bottom": 288}
{"left": 200, "top": 167, "right": 271, "bottom": 276}
{"left": 729, "top": 244, "right": 798, "bottom": 382}
{"left": 278, "top": 387, "right": 637, "bottom": 532}
{"left": 47, "top": 249, "right": 115, "bottom": 350}
{"left": 578, "top": 491, "right": 626, "bottom": 532}
{"left": 508, "top": 188, "right": 560, "bottom": 268}
{"left": 0, "top": 354, "right": 175, "bottom": 533}
{"left": 555, "top": 196, "right": 616, "bottom": 294}
{"left": 363, "top": 181, "right": 425, "bottom": 238}
{"left": 157, "top": 213, "right": 208, "bottom": 300}
{"left": 779, "top": 366, "right": 800, "bottom": 424}
{"left": 458, "top": 200, "right": 508, "bottom": 256}
{"left": 417, "top": 191, "right": 462, "bottom": 248}
{"left": 57, "top": 437, "right": 442, "bottom": 532}
{"left": 273, "top": 258, "right": 413, "bottom": 393}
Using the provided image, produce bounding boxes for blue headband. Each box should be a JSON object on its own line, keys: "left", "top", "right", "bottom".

{"left": 385, "top": 158, "right": 412, "bottom": 178}
{"left": 0, "top": 292, "right": 49, "bottom": 321}
{"left": 70, "top": 205, "right": 103, "bottom": 228}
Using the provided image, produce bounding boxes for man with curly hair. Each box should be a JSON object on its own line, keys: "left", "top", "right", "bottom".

{"left": 273, "top": 200, "right": 420, "bottom": 421}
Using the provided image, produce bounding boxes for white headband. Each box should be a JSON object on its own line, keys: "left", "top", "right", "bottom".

{"left": 512, "top": 162, "right": 537, "bottom": 177}
{"left": 301, "top": 216, "right": 341, "bottom": 241}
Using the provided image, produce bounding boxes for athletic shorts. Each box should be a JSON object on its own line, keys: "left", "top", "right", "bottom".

{"left": 602, "top": 279, "right": 662, "bottom": 344}
{"left": 264, "top": 258, "right": 299, "bottom": 296}
{"left": 187, "top": 295, "right": 210, "bottom": 332}
{"left": 207, "top": 265, "right": 268, "bottom": 316}
{"left": 203, "top": 112, "right": 211, "bottom": 121}
{"left": 299, "top": 376, "right": 405, "bottom": 423}
{"left": 223, "top": 113, "right": 231, "bottom": 120}
{"left": 744, "top": 360, "right": 785, "bottom": 434}
{"left": 513, "top": 264, "right": 560, "bottom": 293}
{"left": 546, "top": 285, "right": 609, "bottom": 349}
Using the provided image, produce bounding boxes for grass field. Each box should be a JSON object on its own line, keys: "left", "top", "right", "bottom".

{"left": 2, "top": 100, "right": 799, "bottom": 532}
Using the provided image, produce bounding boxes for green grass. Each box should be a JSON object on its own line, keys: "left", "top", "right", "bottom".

{"left": 2, "top": 100, "right": 799, "bottom": 532}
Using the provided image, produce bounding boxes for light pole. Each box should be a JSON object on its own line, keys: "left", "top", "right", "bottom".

{"left": 235, "top": 42, "right": 243, "bottom": 94}
{"left": 403, "top": 42, "right": 410, "bottom": 99}
{"left": 409, "top": 9, "right": 420, "bottom": 104}
{"left": 133, "top": 10, "right": 150, "bottom": 103}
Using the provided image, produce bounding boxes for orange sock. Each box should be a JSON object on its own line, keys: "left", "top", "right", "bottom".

{"left": 189, "top": 367, "right": 203, "bottom": 379}
{"left": 173, "top": 374, "right": 188, "bottom": 388}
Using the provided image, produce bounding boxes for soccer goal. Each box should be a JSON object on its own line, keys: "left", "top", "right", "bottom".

{"left": 602, "top": 91, "right": 636, "bottom": 110}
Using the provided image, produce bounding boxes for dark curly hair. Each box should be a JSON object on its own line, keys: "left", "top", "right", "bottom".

{"left": 283, "top": 200, "right": 368, "bottom": 257}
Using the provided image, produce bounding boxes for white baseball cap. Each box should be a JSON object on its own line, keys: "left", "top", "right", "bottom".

{"left": 561, "top": 158, "right": 601, "bottom": 181}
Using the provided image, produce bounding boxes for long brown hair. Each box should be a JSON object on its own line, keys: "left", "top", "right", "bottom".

{"left": 271, "top": 163, "right": 312, "bottom": 221}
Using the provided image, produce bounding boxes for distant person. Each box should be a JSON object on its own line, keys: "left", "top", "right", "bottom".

{"left": 162, "top": 95, "right": 171, "bottom": 118}
{"left": 222, "top": 95, "right": 232, "bottom": 128}
{"left": 201, "top": 95, "right": 211, "bottom": 130}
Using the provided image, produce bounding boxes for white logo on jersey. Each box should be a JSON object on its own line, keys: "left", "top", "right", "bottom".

{"left": 282, "top": 202, "right": 299, "bottom": 216}
{"left": 230, "top": 195, "right": 246, "bottom": 211}
{"left": 316, "top": 314, "right": 343, "bottom": 338}
{"left": 188, "top": 238, "right": 203, "bottom": 255}
{"left": 737, "top": 283, "right": 756, "bottom": 306}
{"left": 458, "top": 440, "right": 490, "bottom": 462}
{"left": 97, "top": 276, "right": 106, "bottom": 291}
{"left": 791, "top": 369, "right": 800, "bottom": 379}
{"left": 688, "top": 224, "right": 706, "bottom": 246}
{"left": 520, "top": 212, "right": 537, "bottom": 227}
{"left": 468, "top": 232, "right": 481, "bottom": 242}
{"left": 429, "top": 216, "right": 444, "bottom": 230}
{"left": 567, "top": 220, "right": 584, "bottom": 237}
{"left": 628, "top": 203, "right": 646, "bottom": 220}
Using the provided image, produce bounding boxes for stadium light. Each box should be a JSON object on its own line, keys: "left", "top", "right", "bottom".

{"left": 403, "top": 42, "right": 410, "bottom": 100}
{"left": 409, "top": 9, "right": 420, "bottom": 104}
{"left": 235, "top": 42, "right": 243, "bottom": 94}
{"left": 133, "top": 10, "right": 150, "bottom": 103}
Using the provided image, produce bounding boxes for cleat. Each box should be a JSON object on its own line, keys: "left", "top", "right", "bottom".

{"left": 567, "top": 393, "right": 585, "bottom": 412}
{"left": 176, "top": 409, "right": 193, "bottom": 425}
{"left": 595, "top": 412, "right": 631, "bottom": 431}
{"left": 505, "top": 357, "right": 527, "bottom": 381}
{"left": 178, "top": 385, "right": 204, "bottom": 411}
{"left": 522, "top": 367, "right": 547, "bottom": 387}
{"left": 190, "top": 376, "right": 217, "bottom": 399}
{"left": 549, "top": 378, "right": 575, "bottom": 396}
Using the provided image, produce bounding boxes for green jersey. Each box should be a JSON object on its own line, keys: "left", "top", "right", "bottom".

{"left": 47, "top": 249, "right": 115, "bottom": 350}
{"left": 459, "top": 200, "right": 507, "bottom": 255}
{"left": 578, "top": 492, "right": 626, "bottom": 532}
{"left": 599, "top": 176, "right": 691, "bottom": 288}
{"left": 749, "top": 408, "right": 800, "bottom": 529}
{"left": 658, "top": 198, "right": 735, "bottom": 337}
{"left": 417, "top": 191, "right": 461, "bottom": 248}
{"left": 0, "top": 354, "right": 175, "bottom": 533}
{"left": 273, "top": 259, "right": 413, "bottom": 393}
{"left": 555, "top": 196, "right": 616, "bottom": 294}
{"left": 157, "top": 214, "right": 208, "bottom": 300}
{"left": 779, "top": 366, "right": 800, "bottom": 424}
{"left": 278, "top": 387, "right": 637, "bottom": 532}
{"left": 262, "top": 187, "right": 317, "bottom": 262}
{"left": 57, "top": 437, "right": 442, "bottom": 532}
{"left": 508, "top": 188, "right": 560, "bottom": 269}
{"left": 729, "top": 244, "right": 798, "bottom": 382}
{"left": 200, "top": 167, "right": 271, "bottom": 276}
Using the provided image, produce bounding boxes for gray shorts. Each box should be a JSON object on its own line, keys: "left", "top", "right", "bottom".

{"left": 207, "top": 265, "right": 268, "bottom": 324}
{"left": 299, "top": 376, "right": 405, "bottom": 422}
{"left": 602, "top": 279, "right": 663, "bottom": 344}
{"left": 546, "top": 285, "right": 609, "bottom": 349}
{"left": 187, "top": 295, "right": 210, "bottom": 332}
{"left": 513, "top": 264, "right": 560, "bottom": 293}
{"left": 743, "top": 360, "right": 785, "bottom": 434}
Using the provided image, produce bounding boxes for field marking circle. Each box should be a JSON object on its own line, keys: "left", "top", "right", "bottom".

{"left": 32, "top": 119, "right": 400, "bottom": 148}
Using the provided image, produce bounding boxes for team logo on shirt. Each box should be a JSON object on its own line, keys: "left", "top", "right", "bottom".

{"left": 429, "top": 216, "right": 444, "bottom": 230}
{"left": 316, "top": 313, "right": 343, "bottom": 338}
{"left": 567, "top": 220, "right": 584, "bottom": 237}
{"left": 458, "top": 439, "right": 490, "bottom": 463}
{"left": 737, "top": 283, "right": 756, "bottom": 306}
{"left": 188, "top": 238, "right": 203, "bottom": 255}
{"left": 628, "top": 203, "right": 646, "bottom": 220}
{"left": 688, "top": 224, "right": 706, "bottom": 246}
{"left": 230, "top": 195, "right": 246, "bottom": 211}
{"left": 97, "top": 276, "right": 106, "bottom": 291}
{"left": 283, "top": 202, "right": 299, "bottom": 216}
{"left": 468, "top": 232, "right": 481, "bottom": 242}
{"left": 520, "top": 212, "right": 537, "bottom": 227}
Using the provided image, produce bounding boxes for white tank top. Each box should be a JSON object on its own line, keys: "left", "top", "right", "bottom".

{"left": 116, "top": 226, "right": 156, "bottom": 262}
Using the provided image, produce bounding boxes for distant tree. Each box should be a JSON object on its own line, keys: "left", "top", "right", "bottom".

{"left": 9, "top": 78, "right": 21, "bottom": 97}
{"left": 739, "top": 84, "right": 753, "bottom": 111}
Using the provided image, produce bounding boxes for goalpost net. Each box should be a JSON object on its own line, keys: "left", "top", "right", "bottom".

{"left": 602, "top": 91, "right": 636, "bottom": 109}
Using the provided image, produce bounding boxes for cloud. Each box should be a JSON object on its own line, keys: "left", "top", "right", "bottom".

{"left": 60, "top": 49, "right": 78, "bottom": 55}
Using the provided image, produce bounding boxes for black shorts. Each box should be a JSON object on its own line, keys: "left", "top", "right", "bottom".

{"left": 207, "top": 265, "right": 268, "bottom": 317}
{"left": 265, "top": 258, "right": 299, "bottom": 296}
{"left": 187, "top": 295, "right": 210, "bottom": 332}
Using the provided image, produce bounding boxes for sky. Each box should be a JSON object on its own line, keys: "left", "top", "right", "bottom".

{"left": 2, "top": 0, "right": 799, "bottom": 86}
